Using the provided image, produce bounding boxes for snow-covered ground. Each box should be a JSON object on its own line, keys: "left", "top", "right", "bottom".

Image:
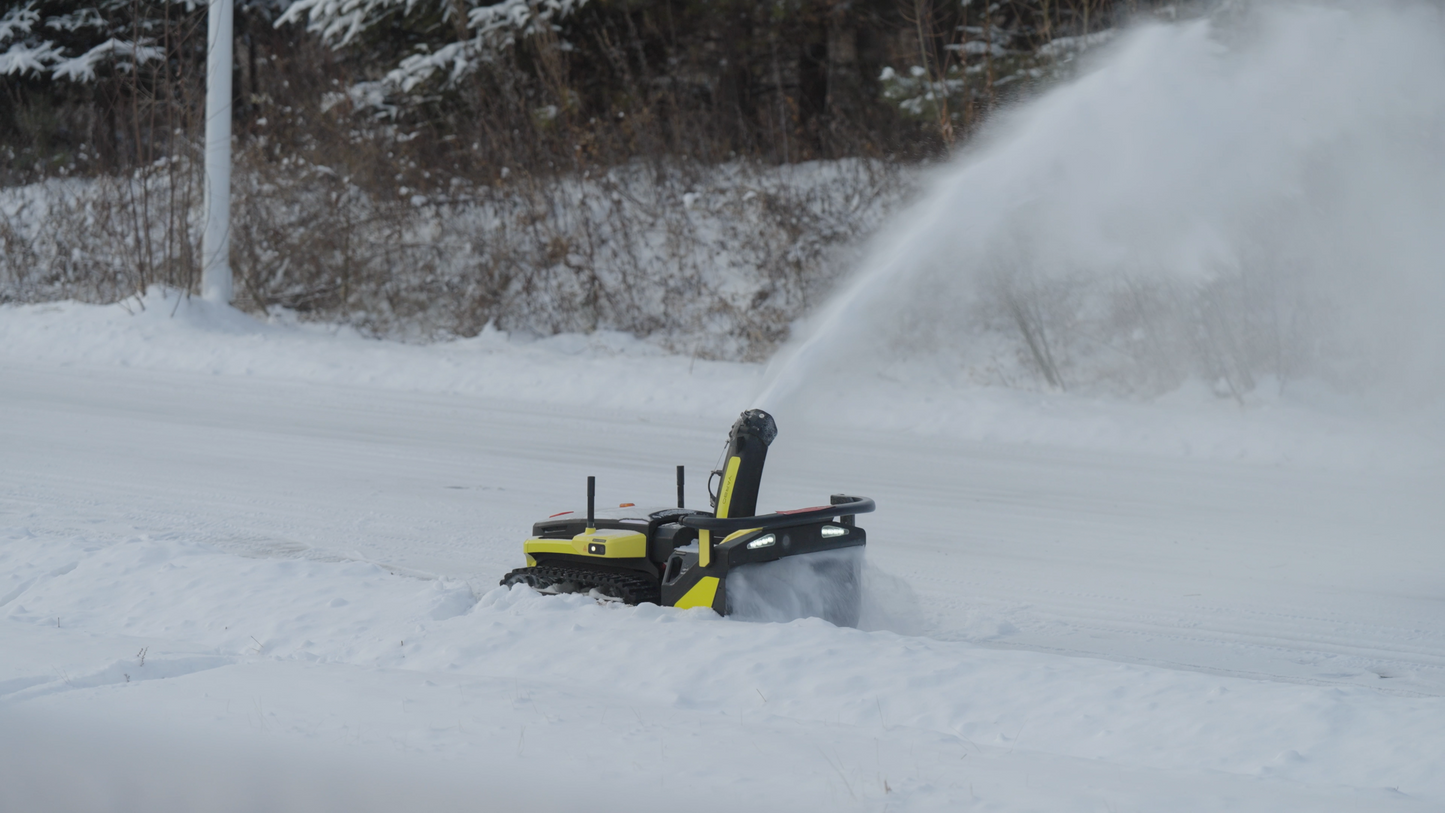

{"left": 2, "top": 296, "right": 1443, "bottom": 812}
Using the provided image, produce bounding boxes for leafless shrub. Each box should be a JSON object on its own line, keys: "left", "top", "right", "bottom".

{"left": 2, "top": 152, "right": 910, "bottom": 359}
{"left": 0, "top": 162, "right": 200, "bottom": 306}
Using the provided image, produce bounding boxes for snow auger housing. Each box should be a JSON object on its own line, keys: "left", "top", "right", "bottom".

{"left": 500, "top": 409, "right": 874, "bottom": 624}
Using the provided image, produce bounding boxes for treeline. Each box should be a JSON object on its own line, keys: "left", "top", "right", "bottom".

{"left": 3, "top": 0, "right": 1174, "bottom": 189}
{"left": 1, "top": 0, "right": 1174, "bottom": 356}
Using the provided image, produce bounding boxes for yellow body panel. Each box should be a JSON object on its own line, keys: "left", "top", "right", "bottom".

{"left": 720, "top": 527, "right": 762, "bottom": 544}
{"left": 716, "top": 456, "right": 742, "bottom": 519}
{"left": 523, "top": 527, "right": 647, "bottom": 560}
{"left": 703, "top": 456, "right": 743, "bottom": 567}
{"left": 673, "top": 576, "right": 720, "bottom": 610}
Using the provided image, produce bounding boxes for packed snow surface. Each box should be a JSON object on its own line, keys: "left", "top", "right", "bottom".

{"left": 2, "top": 294, "right": 1443, "bottom": 812}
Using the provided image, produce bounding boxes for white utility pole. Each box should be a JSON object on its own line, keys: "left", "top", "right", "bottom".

{"left": 201, "top": 0, "right": 234, "bottom": 304}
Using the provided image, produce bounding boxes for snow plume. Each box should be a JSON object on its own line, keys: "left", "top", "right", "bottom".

{"left": 726, "top": 549, "right": 925, "bottom": 634}
{"left": 756, "top": 2, "right": 1445, "bottom": 419}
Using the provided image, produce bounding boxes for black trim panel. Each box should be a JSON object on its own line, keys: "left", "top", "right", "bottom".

{"left": 679, "top": 497, "right": 874, "bottom": 533}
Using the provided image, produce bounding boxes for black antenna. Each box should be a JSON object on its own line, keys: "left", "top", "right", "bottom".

{"left": 586, "top": 475, "right": 595, "bottom": 529}
{"left": 676, "top": 465, "right": 685, "bottom": 509}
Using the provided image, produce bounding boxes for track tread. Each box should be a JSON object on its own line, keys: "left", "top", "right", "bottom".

{"left": 500, "top": 565, "right": 661, "bottom": 606}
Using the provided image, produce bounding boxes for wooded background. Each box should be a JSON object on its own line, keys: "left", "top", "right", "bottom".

{"left": 4, "top": 0, "right": 1170, "bottom": 183}
{"left": 1, "top": 0, "right": 1175, "bottom": 358}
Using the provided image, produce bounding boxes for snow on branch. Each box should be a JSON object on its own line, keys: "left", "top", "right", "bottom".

{"left": 43, "top": 8, "right": 107, "bottom": 34}
{"left": 52, "top": 38, "right": 166, "bottom": 82}
{"left": 1037, "top": 30, "right": 1118, "bottom": 60}
{"left": 387, "top": 40, "right": 478, "bottom": 93}
{"left": 282, "top": 0, "right": 587, "bottom": 101}
{"left": 467, "top": 0, "right": 580, "bottom": 41}
{"left": 0, "top": 42, "right": 64, "bottom": 77}
{"left": 1, "top": 1, "right": 171, "bottom": 83}
{"left": 0, "top": 4, "right": 41, "bottom": 44}
{"left": 0, "top": 3, "right": 60, "bottom": 77}
{"left": 277, "top": 0, "right": 406, "bottom": 49}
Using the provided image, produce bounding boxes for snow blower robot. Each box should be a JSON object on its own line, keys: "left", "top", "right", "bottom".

{"left": 500, "top": 409, "right": 874, "bottom": 625}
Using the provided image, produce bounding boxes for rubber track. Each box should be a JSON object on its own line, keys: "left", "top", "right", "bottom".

{"left": 500, "top": 564, "right": 662, "bottom": 606}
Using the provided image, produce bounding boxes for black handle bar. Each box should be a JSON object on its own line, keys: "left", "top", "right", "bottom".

{"left": 679, "top": 497, "right": 874, "bottom": 534}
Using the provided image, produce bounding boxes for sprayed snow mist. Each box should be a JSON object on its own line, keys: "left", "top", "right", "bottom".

{"left": 756, "top": 2, "right": 1445, "bottom": 418}
{"left": 726, "top": 548, "right": 925, "bottom": 633}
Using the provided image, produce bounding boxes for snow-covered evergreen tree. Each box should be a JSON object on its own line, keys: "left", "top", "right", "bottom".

{"left": 279, "top": 0, "right": 586, "bottom": 94}
{"left": 0, "top": 0, "right": 168, "bottom": 83}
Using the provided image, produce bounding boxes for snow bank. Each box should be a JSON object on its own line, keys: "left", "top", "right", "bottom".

{"left": 0, "top": 288, "right": 760, "bottom": 420}
{"left": 3, "top": 528, "right": 1442, "bottom": 810}
{"left": 2, "top": 289, "right": 1431, "bottom": 466}
{"left": 1, "top": 158, "right": 908, "bottom": 361}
